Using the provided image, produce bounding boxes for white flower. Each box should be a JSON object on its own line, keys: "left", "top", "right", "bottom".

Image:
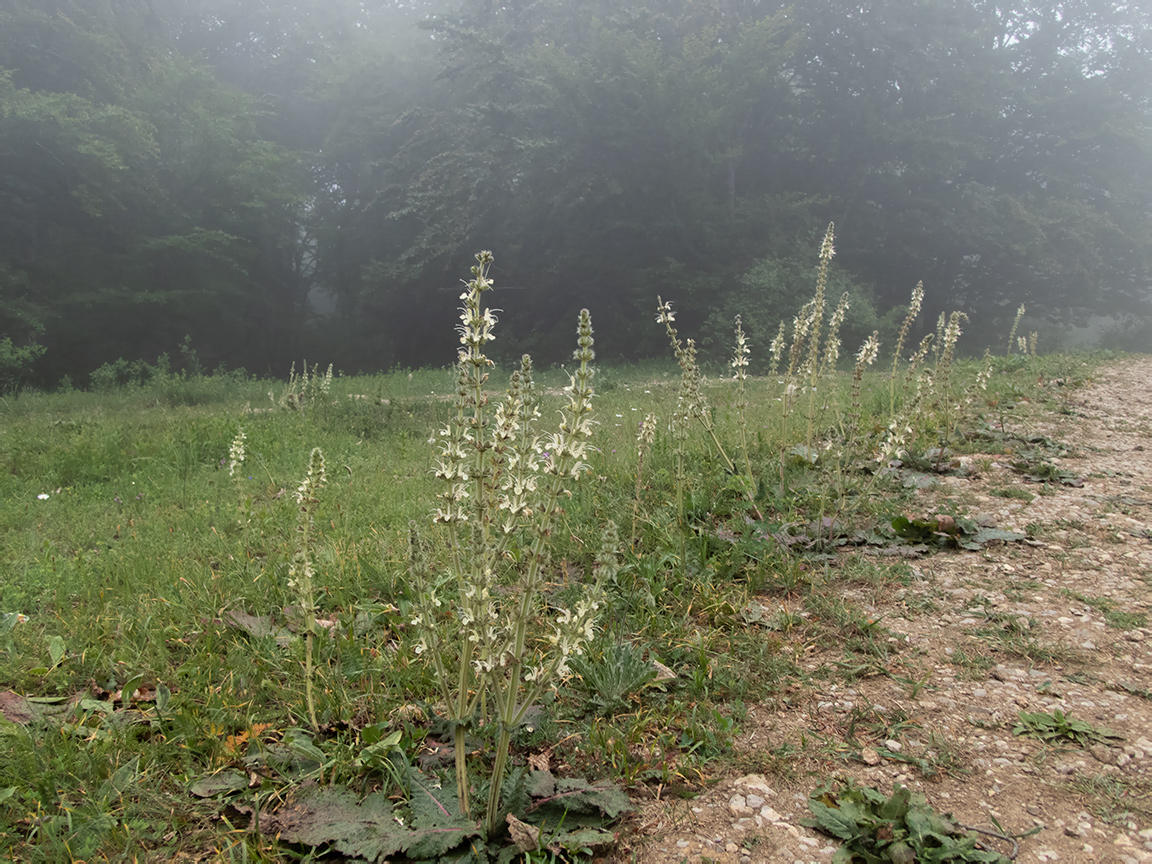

{"left": 37, "top": 493, "right": 49, "bottom": 500}
{"left": 228, "top": 427, "right": 247, "bottom": 477}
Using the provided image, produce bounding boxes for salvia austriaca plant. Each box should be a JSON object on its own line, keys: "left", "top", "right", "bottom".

{"left": 889, "top": 281, "right": 924, "bottom": 414}
{"left": 632, "top": 412, "right": 657, "bottom": 551}
{"left": 932, "top": 311, "right": 968, "bottom": 467}
{"left": 411, "top": 251, "right": 610, "bottom": 838}
{"left": 227, "top": 426, "right": 251, "bottom": 530}
{"left": 656, "top": 297, "right": 762, "bottom": 521}
{"left": 271, "top": 360, "right": 334, "bottom": 412}
{"left": 802, "top": 223, "right": 835, "bottom": 456}
{"left": 731, "top": 316, "right": 759, "bottom": 499}
{"left": 847, "top": 331, "right": 881, "bottom": 435}
{"left": 289, "top": 446, "right": 327, "bottom": 732}
{"left": 1007, "top": 304, "right": 1026, "bottom": 357}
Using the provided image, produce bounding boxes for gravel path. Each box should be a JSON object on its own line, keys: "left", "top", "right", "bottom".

{"left": 615, "top": 358, "right": 1152, "bottom": 864}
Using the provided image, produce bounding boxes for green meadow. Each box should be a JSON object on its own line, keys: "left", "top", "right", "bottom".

{"left": 0, "top": 284, "right": 1103, "bottom": 861}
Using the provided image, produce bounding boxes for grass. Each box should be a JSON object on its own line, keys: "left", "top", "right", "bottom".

{"left": 0, "top": 342, "right": 1114, "bottom": 859}
{"left": 1060, "top": 589, "right": 1149, "bottom": 631}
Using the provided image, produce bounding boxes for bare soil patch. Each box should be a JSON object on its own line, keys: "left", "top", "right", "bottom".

{"left": 613, "top": 358, "right": 1152, "bottom": 864}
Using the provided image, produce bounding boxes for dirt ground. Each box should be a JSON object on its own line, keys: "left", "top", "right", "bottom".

{"left": 612, "top": 358, "right": 1152, "bottom": 864}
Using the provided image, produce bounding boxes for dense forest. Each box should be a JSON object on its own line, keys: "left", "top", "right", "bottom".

{"left": 1, "top": 0, "right": 1149, "bottom": 386}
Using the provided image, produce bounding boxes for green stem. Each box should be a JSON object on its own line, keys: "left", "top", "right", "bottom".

{"left": 485, "top": 724, "right": 514, "bottom": 837}
{"left": 630, "top": 453, "right": 645, "bottom": 551}
{"left": 304, "top": 626, "right": 317, "bottom": 734}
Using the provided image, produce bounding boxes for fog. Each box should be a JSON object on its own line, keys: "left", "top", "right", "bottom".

{"left": 1, "top": 0, "right": 1149, "bottom": 386}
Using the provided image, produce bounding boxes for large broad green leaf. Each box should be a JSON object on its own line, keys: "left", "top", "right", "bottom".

{"left": 805, "top": 780, "right": 1010, "bottom": 863}
{"left": 971, "top": 528, "right": 1026, "bottom": 546}
{"left": 538, "top": 775, "right": 631, "bottom": 819}
{"left": 189, "top": 769, "right": 248, "bottom": 798}
{"left": 260, "top": 784, "right": 477, "bottom": 862}
{"left": 806, "top": 801, "right": 862, "bottom": 841}
{"left": 878, "top": 785, "right": 911, "bottom": 822}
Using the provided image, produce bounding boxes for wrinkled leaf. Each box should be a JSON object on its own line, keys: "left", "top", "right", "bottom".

{"left": 0, "top": 691, "right": 34, "bottom": 725}
{"left": 889, "top": 840, "right": 916, "bottom": 864}
{"left": 805, "top": 780, "right": 1010, "bottom": 864}
{"left": 190, "top": 769, "right": 248, "bottom": 798}
{"left": 536, "top": 775, "right": 631, "bottom": 819}
{"left": 548, "top": 826, "right": 616, "bottom": 851}
{"left": 258, "top": 784, "right": 477, "bottom": 862}
{"left": 224, "top": 610, "right": 296, "bottom": 647}
{"left": 806, "top": 801, "right": 860, "bottom": 841}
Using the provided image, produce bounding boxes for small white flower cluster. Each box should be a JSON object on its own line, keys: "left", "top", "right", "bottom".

{"left": 494, "top": 358, "right": 544, "bottom": 532}
{"left": 637, "top": 412, "right": 657, "bottom": 451}
{"left": 823, "top": 292, "right": 850, "bottom": 371}
{"left": 288, "top": 447, "right": 326, "bottom": 594}
{"left": 657, "top": 298, "right": 706, "bottom": 421}
{"left": 768, "top": 320, "right": 786, "bottom": 377}
{"left": 534, "top": 590, "right": 605, "bottom": 680}
{"left": 544, "top": 310, "right": 597, "bottom": 482}
{"left": 731, "top": 315, "right": 750, "bottom": 380}
{"left": 855, "top": 332, "right": 880, "bottom": 367}
{"left": 731, "top": 315, "right": 750, "bottom": 416}
{"left": 227, "top": 426, "right": 246, "bottom": 477}
{"left": 940, "top": 311, "right": 968, "bottom": 371}
{"left": 846, "top": 330, "right": 881, "bottom": 428}
{"left": 271, "top": 360, "right": 335, "bottom": 413}
{"left": 878, "top": 417, "right": 913, "bottom": 465}
{"left": 909, "top": 282, "right": 925, "bottom": 318}
{"left": 456, "top": 254, "right": 498, "bottom": 357}
{"left": 975, "top": 350, "right": 995, "bottom": 391}
{"left": 789, "top": 298, "right": 816, "bottom": 380}
{"left": 1008, "top": 303, "right": 1026, "bottom": 355}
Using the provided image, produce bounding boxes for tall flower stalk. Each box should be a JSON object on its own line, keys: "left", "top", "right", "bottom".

{"left": 656, "top": 298, "right": 762, "bottom": 521}
{"left": 415, "top": 252, "right": 606, "bottom": 837}
{"left": 289, "top": 447, "right": 326, "bottom": 733}
{"left": 934, "top": 311, "right": 968, "bottom": 468}
{"left": 1007, "top": 304, "right": 1026, "bottom": 357}
{"left": 631, "top": 413, "right": 657, "bottom": 551}
{"left": 731, "top": 316, "right": 757, "bottom": 504}
{"left": 803, "top": 223, "right": 835, "bottom": 456}
{"left": 847, "top": 331, "right": 881, "bottom": 435}
{"left": 227, "top": 426, "right": 250, "bottom": 530}
{"left": 889, "top": 282, "right": 924, "bottom": 415}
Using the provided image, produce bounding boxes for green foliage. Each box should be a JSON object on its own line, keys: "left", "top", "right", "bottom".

{"left": 804, "top": 780, "right": 1011, "bottom": 863}
{"left": 890, "top": 515, "right": 1025, "bottom": 551}
{"left": 702, "top": 255, "right": 882, "bottom": 366}
{"left": 0, "top": 337, "right": 44, "bottom": 392}
{"left": 0, "top": 307, "right": 1119, "bottom": 862}
{"left": 1012, "top": 710, "right": 1122, "bottom": 748}
{"left": 2, "top": 0, "right": 1151, "bottom": 379}
{"left": 570, "top": 644, "right": 658, "bottom": 716}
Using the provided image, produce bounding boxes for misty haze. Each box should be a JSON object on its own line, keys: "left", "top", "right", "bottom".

{"left": 1, "top": 2, "right": 1151, "bottom": 862}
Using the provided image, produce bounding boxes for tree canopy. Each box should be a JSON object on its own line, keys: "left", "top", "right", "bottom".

{"left": 1, "top": 0, "right": 1149, "bottom": 384}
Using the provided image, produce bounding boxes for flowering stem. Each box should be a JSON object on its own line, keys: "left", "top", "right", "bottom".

{"left": 290, "top": 447, "right": 326, "bottom": 735}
